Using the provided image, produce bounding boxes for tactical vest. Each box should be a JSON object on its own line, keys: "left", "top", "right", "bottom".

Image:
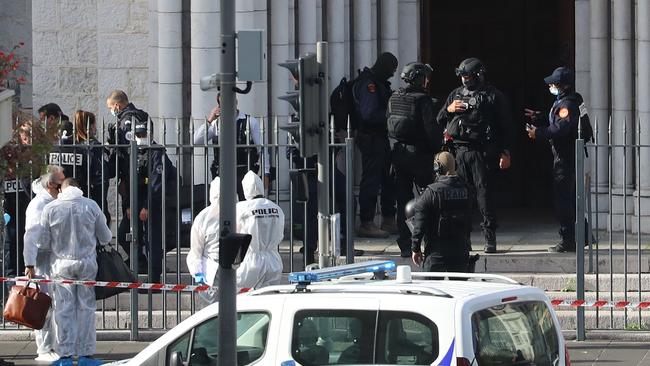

{"left": 446, "top": 88, "right": 497, "bottom": 144}
{"left": 212, "top": 116, "right": 260, "bottom": 175}
{"left": 387, "top": 89, "right": 429, "bottom": 145}
{"left": 429, "top": 180, "right": 471, "bottom": 242}
{"left": 49, "top": 141, "right": 84, "bottom": 182}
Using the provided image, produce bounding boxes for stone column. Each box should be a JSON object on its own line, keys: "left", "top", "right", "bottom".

{"left": 148, "top": 0, "right": 159, "bottom": 132}
{"left": 380, "top": 0, "right": 399, "bottom": 86}
{"left": 398, "top": 0, "right": 419, "bottom": 88}
{"left": 635, "top": 0, "right": 650, "bottom": 232}
{"left": 590, "top": 0, "right": 610, "bottom": 230}
{"left": 271, "top": 0, "right": 291, "bottom": 194}
{"left": 158, "top": 0, "right": 183, "bottom": 144}
{"left": 298, "top": 0, "right": 317, "bottom": 55}
{"left": 353, "top": 0, "right": 373, "bottom": 72}
{"left": 611, "top": 0, "right": 634, "bottom": 230}
{"left": 328, "top": 0, "right": 346, "bottom": 89}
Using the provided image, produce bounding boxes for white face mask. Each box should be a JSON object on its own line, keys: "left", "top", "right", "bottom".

{"left": 549, "top": 85, "right": 560, "bottom": 96}
{"left": 135, "top": 136, "right": 150, "bottom": 145}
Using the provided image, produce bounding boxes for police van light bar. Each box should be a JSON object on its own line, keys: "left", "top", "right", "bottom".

{"left": 288, "top": 260, "right": 396, "bottom": 283}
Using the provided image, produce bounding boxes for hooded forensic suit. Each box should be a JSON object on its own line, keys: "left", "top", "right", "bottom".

{"left": 39, "top": 186, "right": 112, "bottom": 358}
{"left": 187, "top": 177, "right": 223, "bottom": 304}
{"left": 236, "top": 171, "right": 284, "bottom": 289}
{"left": 23, "top": 178, "right": 56, "bottom": 356}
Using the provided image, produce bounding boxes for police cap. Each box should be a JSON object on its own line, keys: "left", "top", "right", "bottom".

{"left": 400, "top": 62, "right": 433, "bottom": 85}
{"left": 133, "top": 119, "right": 151, "bottom": 136}
{"left": 543, "top": 66, "right": 574, "bottom": 85}
{"left": 455, "top": 58, "right": 486, "bottom": 77}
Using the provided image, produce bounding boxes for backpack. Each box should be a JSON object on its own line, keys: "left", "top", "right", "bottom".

{"left": 330, "top": 76, "right": 357, "bottom": 132}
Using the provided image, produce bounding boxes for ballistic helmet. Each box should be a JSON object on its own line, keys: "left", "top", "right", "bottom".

{"left": 400, "top": 62, "right": 433, "bottom": 85}
{"left": 455, "top": 58, "right": 486, "bottom": 77}
{"left": 405, "top": 198, "right": 417, "bottom": 219}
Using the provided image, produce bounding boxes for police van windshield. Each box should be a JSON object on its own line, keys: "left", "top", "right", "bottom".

{"left": 471, "top": 301, "right": 560, "bottom": 366}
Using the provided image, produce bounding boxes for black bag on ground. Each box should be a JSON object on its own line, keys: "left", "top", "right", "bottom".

{"left": 95, "top": 245, "right": 137, "bottom": 300}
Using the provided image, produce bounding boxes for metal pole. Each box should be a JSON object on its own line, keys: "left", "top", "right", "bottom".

{"left": 218, "top": 0, "right": 238, "bottom": 364}
{"left": 576, "top": 137, "right": 586, "bottom": 341}
{"left": 317, "top": 41, "right": 331, "bottom": 268}
{"left": 345, "top": 135, "right": 355, "bottom": 264}
{"left": 129, "top": 139, "right": 139, "bottom": 340}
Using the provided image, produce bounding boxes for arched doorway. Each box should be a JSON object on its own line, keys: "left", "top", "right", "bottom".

{"left": 420, "top": 0, "right": 575, "bottom": 212}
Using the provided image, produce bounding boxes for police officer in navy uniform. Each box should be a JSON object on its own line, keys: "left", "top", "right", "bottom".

{"left": 437, "top": 58, "right": 513, "bottom": 254}
{"left": 352, "top": 52, "right": 399, "bottom": 238}
{"left": 410, "top": 152, "right": 473, "bottom": 272}
{"left": 116, "top": 120, "right": 177, "bottom": 283}
{"left": 387, "top": 62, "right": 442, "bottom": 257}
{"left": 106, "top": 90, "right": 151, "bottom": 219}
{"left": 526, "top": 67, "right": 583, "bottom": 253}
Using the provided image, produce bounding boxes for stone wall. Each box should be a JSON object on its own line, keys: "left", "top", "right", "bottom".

{"left": 31, "top": 0, "right": 148, "bottom": 121}
{"left": 0, "top": 0, "right": 32, "bottom": 110}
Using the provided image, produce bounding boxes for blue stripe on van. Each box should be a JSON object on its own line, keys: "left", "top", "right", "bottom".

{"left": 438, "top": 339, "right": 455, "bottom": 366}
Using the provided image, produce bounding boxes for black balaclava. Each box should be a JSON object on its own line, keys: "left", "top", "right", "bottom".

{"left": 371, "top": 52, "right": 398, "bottom": 81}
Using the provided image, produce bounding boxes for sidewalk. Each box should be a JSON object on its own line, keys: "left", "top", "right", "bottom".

{"left": 0, "top": 341, "right": 148, "bottom": 366}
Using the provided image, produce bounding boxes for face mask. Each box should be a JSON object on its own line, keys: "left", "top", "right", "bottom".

{"left": 462, "top": 75, "right": 480, "bottom": 90}
{"left": 135, "top": 136, "right": 149, "bottom": 146}
{"left": 549, "top": 86, "right": 560, "bottom": 96}
{"left": 110, "top": 108, "right": 117, "bottom": 117}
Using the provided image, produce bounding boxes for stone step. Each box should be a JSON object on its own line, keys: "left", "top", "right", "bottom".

{"left": 164, "top": 247, "right": 650, "bottom": 274}
{"left": 506, "top": 273, "right": 650, "bottom": 292}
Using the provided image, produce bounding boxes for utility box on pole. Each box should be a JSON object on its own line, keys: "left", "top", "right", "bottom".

{"left": 237, "top": 30, "right": 266, "bottom": 82}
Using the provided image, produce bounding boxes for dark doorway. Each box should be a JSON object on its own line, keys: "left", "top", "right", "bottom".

{"left": 420, "top": 0, "right": 575, "bottom": 210}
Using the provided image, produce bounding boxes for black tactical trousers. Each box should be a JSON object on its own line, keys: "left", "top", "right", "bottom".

{"left": 553, "top": 156, "right": 576, "bottom": 248}
{"left": 117, "top": 206, "right": 164, "bottom": 283}
{"left": 454, "top": 145, "right": 497, "bottom": 243}
{"left": 392, "top": 145, "right": 434, "bottom": 252}
{"left": 422, "top": 254, "right": 470, "bottom": 273}
{"left": 356, "top": 133, "right": 396, "bottom": 222}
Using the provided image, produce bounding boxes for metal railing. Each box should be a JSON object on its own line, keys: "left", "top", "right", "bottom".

{"left": 576, "top": 117, "right": 650, "bottom": 338}
{"left": 0, "top": 115, "right": 357, "bottom": 338}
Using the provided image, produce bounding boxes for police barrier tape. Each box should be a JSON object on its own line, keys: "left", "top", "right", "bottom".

{"left": 0, "top": 276, "right": 221, "bottom": 293}
{"left": 1, "top": 276, "right": 649, "bottom": 307}
{"left": 550, "top": 299, "right": 650, "bottom": 310}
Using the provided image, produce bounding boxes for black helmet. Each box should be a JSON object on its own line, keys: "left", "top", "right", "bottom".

{"left": 133, "top": 118, "right": 152, "bottom": 136}
{"left": 455, "top": 58, "right": 486, "bottom": 77}
{"left": 405, "top": 198, "right": 418, "bottom": 219}
{"left": 400, "top": 62, "right": 433, "bottom": 85}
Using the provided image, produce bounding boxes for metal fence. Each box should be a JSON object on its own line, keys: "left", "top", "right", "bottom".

{"left": 0, "top": 115, "right": 356, "bottom": 338}
{"left": 576, "top": 118, "right": 650, "bottom": 339}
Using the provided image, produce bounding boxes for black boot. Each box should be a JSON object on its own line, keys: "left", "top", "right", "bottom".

{"left": 484, "top": 230, "right": 496, "bottom": 254}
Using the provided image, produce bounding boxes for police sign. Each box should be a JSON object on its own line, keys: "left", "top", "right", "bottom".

{"left": 49, "top": 152, "right": 83, "bottom": 166}
{"left": 4, "top": 180, "right": 26, "bottom": 193}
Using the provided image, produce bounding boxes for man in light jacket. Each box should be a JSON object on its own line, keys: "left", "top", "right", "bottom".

{"left": 23, "top": 166, "right": 65, "bottom": 363}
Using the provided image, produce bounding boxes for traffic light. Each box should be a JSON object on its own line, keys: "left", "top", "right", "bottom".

{"left": 278, "top": 53, "right": 321, "bottom": 158}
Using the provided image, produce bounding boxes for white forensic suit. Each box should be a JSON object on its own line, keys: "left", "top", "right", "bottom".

{"left": 235, "top": 171, "right": 284, "bottom": 289}
{"left": 39, "top": 186, "right": 112, "bottom": 358}
{"left": 23, "top": 178, "right": 56, "bottom": 357}
{"left": 187, "top": 177, "right": 222, "bottom": 305}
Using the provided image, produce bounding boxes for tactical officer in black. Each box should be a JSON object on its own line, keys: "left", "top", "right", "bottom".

{"left": 352, "top": 52, "right": 399, "bottom": 239}
{"left": 116, "top": 120, "right": 177, "bottom": 283}
{"left": 437, "top": 58, "right": 513, "bottom": 253}
{"left": 387, "top": 62, "right": 441, "bottom": 257}
{"left": 526, "top": 67, "right": 585, "bottom": 253}
{"left": 410, "top": 152, "right": 474, "bottom": 272}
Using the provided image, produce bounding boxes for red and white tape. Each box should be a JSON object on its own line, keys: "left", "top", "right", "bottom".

{"left": 550, "top": 299, "right": 650, "bottom": 310}
{"left": 0, "top": 276, "right": 217, "bottom": 293}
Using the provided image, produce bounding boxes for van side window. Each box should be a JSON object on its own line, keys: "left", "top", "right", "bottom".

{"left": 291, "top": 310, "right": 376, "bottom": 365}
{"left": 165, "top": 312, "right": 270, "bottom": 366}
{"left": 376, "top": 312, "right": 439, "bottom": 365}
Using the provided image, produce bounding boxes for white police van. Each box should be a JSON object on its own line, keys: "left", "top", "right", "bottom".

{"left": 108, "top": 261, "right": 568, "bottom": 366}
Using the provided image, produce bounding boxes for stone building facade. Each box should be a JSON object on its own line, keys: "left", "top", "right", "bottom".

{"left": 1, "top": 0, "right": 650, "bottom": 231}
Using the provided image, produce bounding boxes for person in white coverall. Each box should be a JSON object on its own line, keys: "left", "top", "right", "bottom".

{"left": 187, "top": 176, "right": 223, "bottom": 306}
{"left": 23, "top": 166, "right": 65, "bottom": 363}
{"left": 39, "top": 178, "right": 112, "bottom": 366}
{"left": 235, "top": 171, "right": 284, "bottom": 289}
